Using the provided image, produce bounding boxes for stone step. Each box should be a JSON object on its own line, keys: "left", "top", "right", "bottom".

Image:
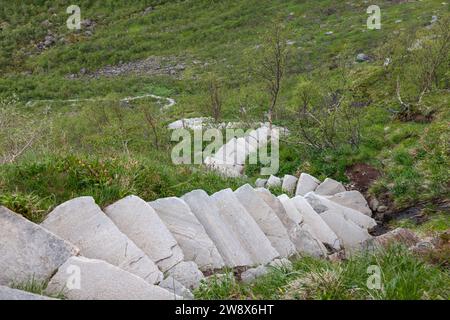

{"left": 210, "top": 188, "right": 279, "bottom": 265}
{"left": 234, "top": 184, "right": 296, "bottom": 257}
{"left": 0, "top": 206, "right": 79, "bottom": 286}
{"left": 46, "top": 256, "right": 180, "bottom": 300}
{"left": 149, "top": 197, "right": 225, "bottom": 271}
{"left": 104, "top": 195, "right": 183, "bottom": 272}
{"left": 290, "top": 196, "right": 341, "bottom": 250}
{"left": 182, "top": 190, "right": 254, "bottom": 267}
{"left": 304, "top": 192, "right": 376, "bottom": 229}
{"left": 258, "top": 190, "right": 327, "bottom": 257}
{"left": 320, "top": 210, "right": 373, "bottom": 252}
{"left": 41, "top": 197, "right": 163, "bottom": 284}
{"left": 295, "top": 173, "right": 320, "bottom": 196}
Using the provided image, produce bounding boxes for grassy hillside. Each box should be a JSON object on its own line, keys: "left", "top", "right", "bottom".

{"left": 0, "top": 0, "right": 448, "bottom": 224}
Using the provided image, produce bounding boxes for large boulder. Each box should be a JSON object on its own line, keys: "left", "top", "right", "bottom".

{"left": 282, "top": 175, "right": 298, "bottom": 194}
{"left": 46, "top": 256, "right": 179, "bottom": 300}
{"left": 315, "top": 178, "right": 346, "bottom": 196}
{"left": 235, "top": 184, "right": 296, "bottom": 257}
{"left": 211, "top": 189, "right": 279, "bottom": 265}
{"left": 41, "top": 197, "right": 162, "bottom": 284}
{"left": 328, "top": 191, "right": 372, "bottom": 216}
{"left": 165, "top": 261, "right": 204, "bottom": 290}
{"left": 149, "top": 197, "right": 224, "bottom": 271}
{"left": 104, "top": 195, "right": 183, "bottom": 272}
{"left": 182, "top": 190, "right": 252, "bottom": 267}
{"left": 0, "top": 206, "right": 79, "bottom": 286}
{"left": 291, "top": 196, "right": 341, "bottom": 250}
{"left": 304, "top": 192, "right": 376, "bottom": 229}
{"left": 0, "top": 285, "right": 56, "bottom": 300}
{"left": 295, "top": 173, "right": 320, "bottom": 196}
{"left": 320, "top": 210, "right": 372, "bottom": 252}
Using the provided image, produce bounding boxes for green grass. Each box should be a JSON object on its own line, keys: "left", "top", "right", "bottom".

{"left": 194, "top": 245, "right": 450, "bottom": 300}
{"left": 0, "top": 0, "right": 449, "bottom": 215}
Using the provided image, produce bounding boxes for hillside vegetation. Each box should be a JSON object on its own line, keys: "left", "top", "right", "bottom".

{"left": 0, "top": 0, "right": 448, "bottom": 224}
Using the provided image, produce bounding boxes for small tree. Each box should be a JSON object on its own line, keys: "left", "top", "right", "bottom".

{"left": 206, "top": 74, "right": 222, "bottom": 122}
{"left": 255, "top": 22, "right": 288, "bottom": 129}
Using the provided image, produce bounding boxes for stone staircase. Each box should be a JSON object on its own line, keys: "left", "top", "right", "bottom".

{"left": 0, "top": 173, "right": 378, "bottom": 300}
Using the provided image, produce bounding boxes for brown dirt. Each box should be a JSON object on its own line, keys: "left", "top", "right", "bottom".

{"left": 345, "top": 163, "right": 381, "bottom": 193}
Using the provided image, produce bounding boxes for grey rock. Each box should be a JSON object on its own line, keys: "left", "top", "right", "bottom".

{"left": 304, "top": 192, "right": 376, "bottom": 229}
{"left": 266, "top": 175, "right": 282, "bottom": 188}
{"left": 291, "top": 196, "right": 341, "bottom": 250}
{"left": 320, "top": 210, "right": 372, "bottom": 252}
{"left": 159, "top": 276, "right": 194, "bottom": 300}
{"left": 182, "top": 190, "right": 252, "bottom": 267}
{"left": 166, "top": 261, "right": 204, "bottom": 290}
{"left": 240, "top": 266, "right": 268, "bottom": 283}
{"left": 268, "top": 258, "right": 292, "bottom": 270}
{"left": 149, "top": 197, "right": 224, "bottom": 271}
{"left": 315, "top": 178, "right": 346, "bottom": 196}
{"left": 296, "top": 173, "right": 320, "bottom": 196}
{"left": 328, "top": 191, "right": 372, "bottom": 216}
{"left": 282, "top": 175, "right": 298, "bottom": 194}
{"left": 211, "top": 189, "right": 279, "bottom": 265}
{"left": 356, "top": 53, "right": 370, "bottom": 62}
{"left": 278, "top": 194, "right": 304, "bottom": 224}
{"left": 46, "top": 256, "right": 178, "bottom": 300}
{"left": 41, "top": 197, "right": 163, "bottom": 284}
{"left": 0, "top": 206, "right": 79, "bottom": 286}
{"left": 235, "top": 184, "right": 296, "bottom": 257}
{"left": 104, "top": 195, "right": 183, "bottom": 272}
{"left": 0, "top": 286, "right": 56, "bottom": 300}
{"left": 255, "top": 178, "right": 268, "bottom": 188}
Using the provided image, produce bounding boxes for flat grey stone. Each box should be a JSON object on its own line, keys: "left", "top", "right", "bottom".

{"left": 235, "top": 184, "right": 296, "bottom": 257}
{"left": 0, "top": 206, "right": 79, "bottom": 286}
{"left": 291, "top": 196, "right": 341, "bottom": 250}
{"left": 295, "top": 173, "right": 320, "bottom": 196}
{"left": 46, "top": 256, "right": 178, "bottom": 300}
{"left": 315, "top": 178, "right": 346, "bottom": 196}
{"left": 266, "top": 175, "right": 282, "bottom": 188}
{"left": 182, "top": 190, "right": 252, "bottom": 267}
{"left": 328, "top": 191, "right": 372, "bottom": 216}
{"left": 255, "top": 178, "right": 268, "bottom": 188}
{"left": 0, "top": 285, "right": 56, "bottom": 300}
{"left": 304, "top": 192, "right": 376, "bottom": 229}
{"left": 166, "top": 261, "right": 204, "bottom": 290}
{"left": 241, "top": 265, "right": 268, "bottom": 283}
{"left": 211, "top": 189, "right": 279, "bottom": 265}
{"left": 282, "top": 175, "right": 298, "bottom": 194}
{"left": 104, "top": 195, "right": 183, "bottom": 272}
{"left": 320, "top": 210, "right": 372, "bottom": 252}
{"left": 41, "top": 197, "right": 163, "bottom": 284}
{"left": 149, "top": 197, "right": 224, "bottom": 271}
{"left": 159, "top": 276, "right": 194, "bottom": 300}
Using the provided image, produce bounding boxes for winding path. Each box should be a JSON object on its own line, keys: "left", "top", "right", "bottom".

{"left": 25, "top": 92, "right": 176, "bottom": 109}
